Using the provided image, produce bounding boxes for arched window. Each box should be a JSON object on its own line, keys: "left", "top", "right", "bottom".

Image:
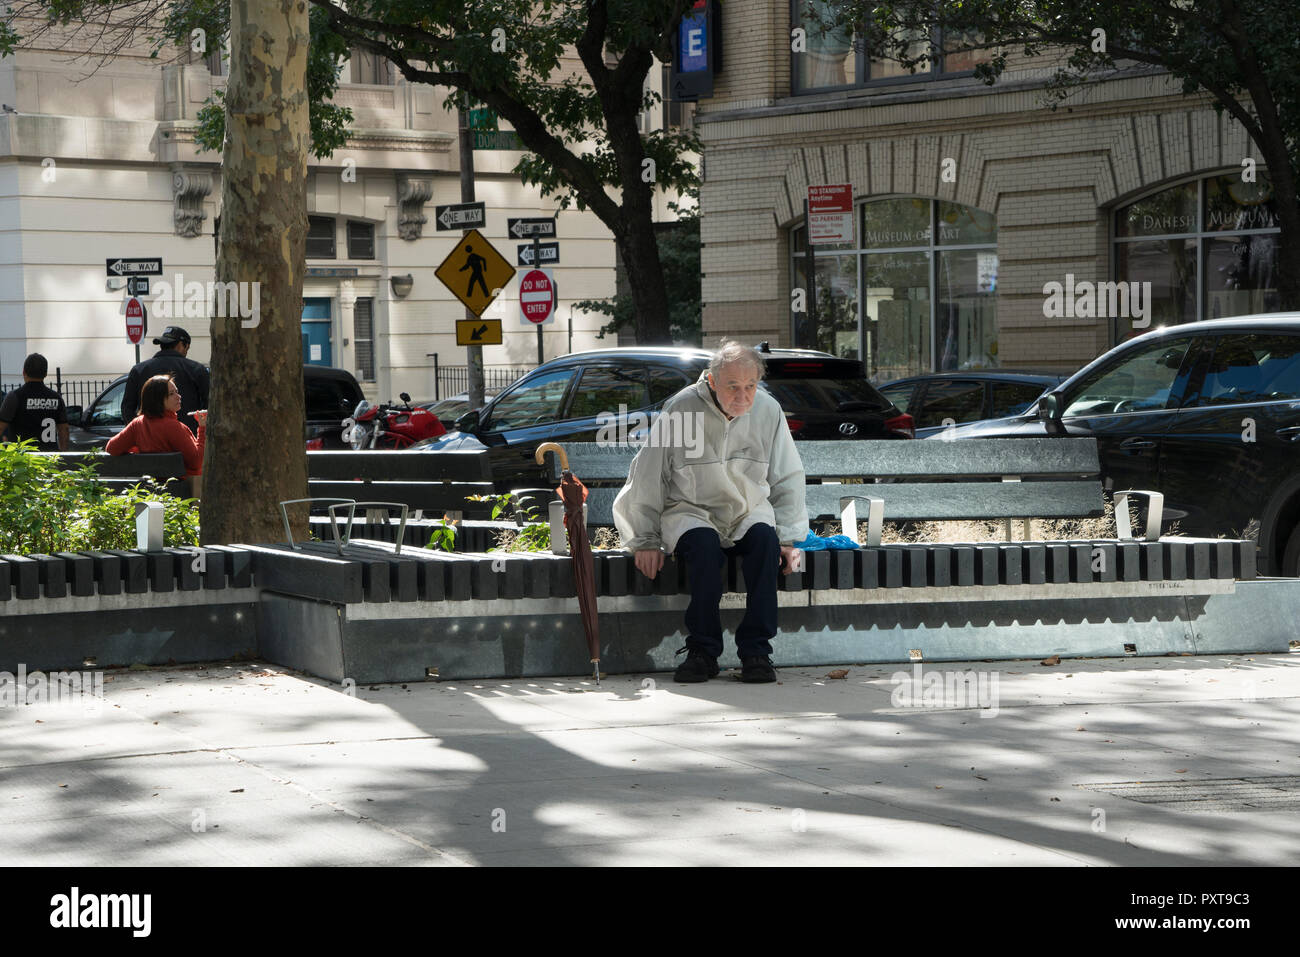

{"left": 1112, "top": 171, "right": 1280, "bottom": 339}
{"left": 791, "top": 197, "right": 998, "bottom": 380}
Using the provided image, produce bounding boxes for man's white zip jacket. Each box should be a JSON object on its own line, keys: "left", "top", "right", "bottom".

{"left": 612, "top": 372, "right": 808, "bottom": 552}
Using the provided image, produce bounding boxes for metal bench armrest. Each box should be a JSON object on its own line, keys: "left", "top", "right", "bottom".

{"left": 326, "top": 501, "right": 410, "bottom": 556}
{"left": 839, "top": 495, "right": 885, "bottom": 547}
{"left": 1113, "top": 489, "right": 1164, "bottom": 541}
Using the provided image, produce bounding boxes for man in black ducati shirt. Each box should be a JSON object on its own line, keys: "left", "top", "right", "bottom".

{"left": 0, "top": 353, "right": 69, "bottom": 451}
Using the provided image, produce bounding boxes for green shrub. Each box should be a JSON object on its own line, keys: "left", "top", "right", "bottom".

{"left": 0, "top": 441, "right": 199, "bottom": 554}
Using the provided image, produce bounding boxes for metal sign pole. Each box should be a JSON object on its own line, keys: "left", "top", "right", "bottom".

{"left": 805, "top": 197, "right": 817, "bottom": 350}
{"left": 534, "top": 236, "right": 543, "bottom": 365}
{"left": 459, "top": 109, "right": 485, "bottom": 410}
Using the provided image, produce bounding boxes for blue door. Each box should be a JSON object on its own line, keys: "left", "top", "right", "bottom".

{"left": 302, "top": 298, "right": 333, "bottom": 366}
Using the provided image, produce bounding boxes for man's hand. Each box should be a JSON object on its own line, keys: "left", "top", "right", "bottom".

{"left": 634, "top": 549, "right": 664, "bottom": 580}
{"left": 779, "top": 545, "right": 802, "bottom": 575}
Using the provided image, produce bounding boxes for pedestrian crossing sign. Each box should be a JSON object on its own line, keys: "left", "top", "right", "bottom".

{"left": 434, "top": 229, "right": 516, "bottom": 317}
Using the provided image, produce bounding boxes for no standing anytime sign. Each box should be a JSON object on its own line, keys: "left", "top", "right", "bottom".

{"left": 807, "top": 184, "right": 853, "bottom": 245}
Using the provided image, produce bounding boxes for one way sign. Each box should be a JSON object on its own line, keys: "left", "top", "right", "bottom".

{"left": 106, "top": 257, "right": 163, "bottom": 276}
{"left": 516, "top": 242, "right": 560, "bottom": 266}
{"left": 435, "top": 201, "right": 486, "bottom": 231}
{"left": 507, "top": 217, "right": 556, "bottom": 239}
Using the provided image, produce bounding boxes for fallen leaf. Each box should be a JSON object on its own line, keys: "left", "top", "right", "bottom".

{"left": 1041, "top": 655, "right": 1061, "bottom": 666}
{"left": 934, "top": 785, "right": 943, "bottom": 789}
{"left": 1174, "top": 769, "right": 1187, "bottom": 773}
{"left": 1049, "top": 796, "right": 1060, "bottom": 802}
{"left": 230, "top": 788, "right": 244, "bottom": 793}
{"left": 1076, "top": 726, "right": 1087, "bottom": 731}
{"left": 825, "top": 669, "right": 849, "bottom": 679}
{"left": 974, "top": 775, "right": 988, "bottom": 781}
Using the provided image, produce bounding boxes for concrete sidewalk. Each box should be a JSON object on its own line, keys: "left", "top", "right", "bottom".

{"left": 2, "top": 651, "right": 1298, "bottom": 866}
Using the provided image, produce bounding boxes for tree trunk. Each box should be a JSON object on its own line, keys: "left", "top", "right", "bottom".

{"left": 606, "top": 102, "right": 673, "bottom": 345}
{"left": 201, "top": 0, "right": 310, "bottom": 544}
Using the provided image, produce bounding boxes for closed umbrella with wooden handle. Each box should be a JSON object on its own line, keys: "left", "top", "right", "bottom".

{"left": 535, "top": 441, "right": 600, "bottom": 682}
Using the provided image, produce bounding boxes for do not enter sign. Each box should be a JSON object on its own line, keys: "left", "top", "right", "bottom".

{"left": 125, "top": 296, "right": 146, "bottom": 344}
{"left": 519, "top": 268, "right": 555, "bottom": 325}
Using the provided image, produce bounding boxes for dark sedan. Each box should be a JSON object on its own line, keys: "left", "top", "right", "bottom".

{"left": 414, "top": 346, "right": 914, "bottom": 487}
{"left": 935, "top": 315, "right": 1300, "bottom": 574}
{"left": 878, "top": 371, "right": 1069, "bottom": 438}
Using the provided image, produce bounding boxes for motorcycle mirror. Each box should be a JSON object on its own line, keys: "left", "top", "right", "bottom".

{"left": 400, "top": 392, "right": 411, "bottom": 404}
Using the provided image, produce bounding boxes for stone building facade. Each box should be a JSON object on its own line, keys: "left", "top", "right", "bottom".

{"left": 1, "top": 29, "right": 685, "bottom": 398}
{"left": 695, "top": 1, "right": 1280, "bottom": 380}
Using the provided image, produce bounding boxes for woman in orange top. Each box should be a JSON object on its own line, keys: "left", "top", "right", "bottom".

{"left": 106, "top": 374, "right": 208, "bottom": 476}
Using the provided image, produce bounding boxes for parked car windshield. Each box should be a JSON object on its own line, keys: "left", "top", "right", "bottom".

{"left": 1063, "top": 338, "right": 1195, "bottom": 416}
{"left": 91, "top": 380, "right": 126, "bottom": 425}
{"left": 482, "top": 369, "right": 575, "bottom": 432}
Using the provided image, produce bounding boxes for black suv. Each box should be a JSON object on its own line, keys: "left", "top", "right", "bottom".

{"left": 937, "top": 315, "right": 1300, "bottom": 574}
{"left": 414, "top": 346, "right": 913, "bottom": 486}
{"left": 67, "top": 365, "right": 365, "bottom": 450}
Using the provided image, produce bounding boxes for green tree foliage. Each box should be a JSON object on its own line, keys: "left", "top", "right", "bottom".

{"left": 577, "top": 198, "right": 701, "bottom": 345}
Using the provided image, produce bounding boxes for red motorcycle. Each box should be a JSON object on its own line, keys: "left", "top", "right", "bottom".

{"left": 342, "top": 392, "right": 446, "bottom": 450}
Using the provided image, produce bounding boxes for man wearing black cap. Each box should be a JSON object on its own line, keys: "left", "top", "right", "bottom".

{"left": 121, "top": 325, "right": 210, "bottom": 434}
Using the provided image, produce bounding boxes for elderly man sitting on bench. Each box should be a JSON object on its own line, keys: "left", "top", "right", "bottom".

{"left": 613, "top": 341, "right": 807, "bottom": 684}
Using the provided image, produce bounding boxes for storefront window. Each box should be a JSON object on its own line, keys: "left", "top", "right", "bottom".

{"left": 1113, "top": 171, "right": 1281, "bottom": 337}
{"left": 793, "top": 197, "right": 998, "bottom": 379}
{"left": 865, "top": 251, "right": 930, "bottom": 380}
{"left": 863, "top": 198, "right": 930, "bottom": 248}
{"left": 936, "top": 248, "right": 998, "bottom": 370}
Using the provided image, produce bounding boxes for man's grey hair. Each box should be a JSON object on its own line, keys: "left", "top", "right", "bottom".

{"left": 708, "top": 340, "right": 766, "bottom": 378}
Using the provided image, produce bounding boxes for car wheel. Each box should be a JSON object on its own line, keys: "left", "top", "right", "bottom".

{"left": 1281, "top": 524, "right": 1300, "bottom": 577}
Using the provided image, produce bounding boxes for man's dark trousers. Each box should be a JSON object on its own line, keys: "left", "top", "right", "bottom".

{"left": 675, "top": 524, "right": 780, "bottom": 659}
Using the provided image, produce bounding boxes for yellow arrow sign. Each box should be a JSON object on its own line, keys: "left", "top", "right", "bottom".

{"left": 456, "top": 318, "right": 503, "bottom": 346}
{"left": 435, "top": 229, "right": 516, "bottom": 317}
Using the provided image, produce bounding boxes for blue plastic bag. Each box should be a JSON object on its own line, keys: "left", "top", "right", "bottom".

{"left": 793, "top": 532, "right": 859, "bottom": 551}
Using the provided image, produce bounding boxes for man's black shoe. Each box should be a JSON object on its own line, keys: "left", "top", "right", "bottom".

{"left": 674, "top": 647, "right": 720, "bottom": 683}
{"left": 740, "top": 656, "right": 777, "bottom": 683}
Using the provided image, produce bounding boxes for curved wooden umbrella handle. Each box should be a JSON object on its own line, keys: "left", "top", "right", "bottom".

{"left": 535, "top": 441, "right": 568, "bottom": 471}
